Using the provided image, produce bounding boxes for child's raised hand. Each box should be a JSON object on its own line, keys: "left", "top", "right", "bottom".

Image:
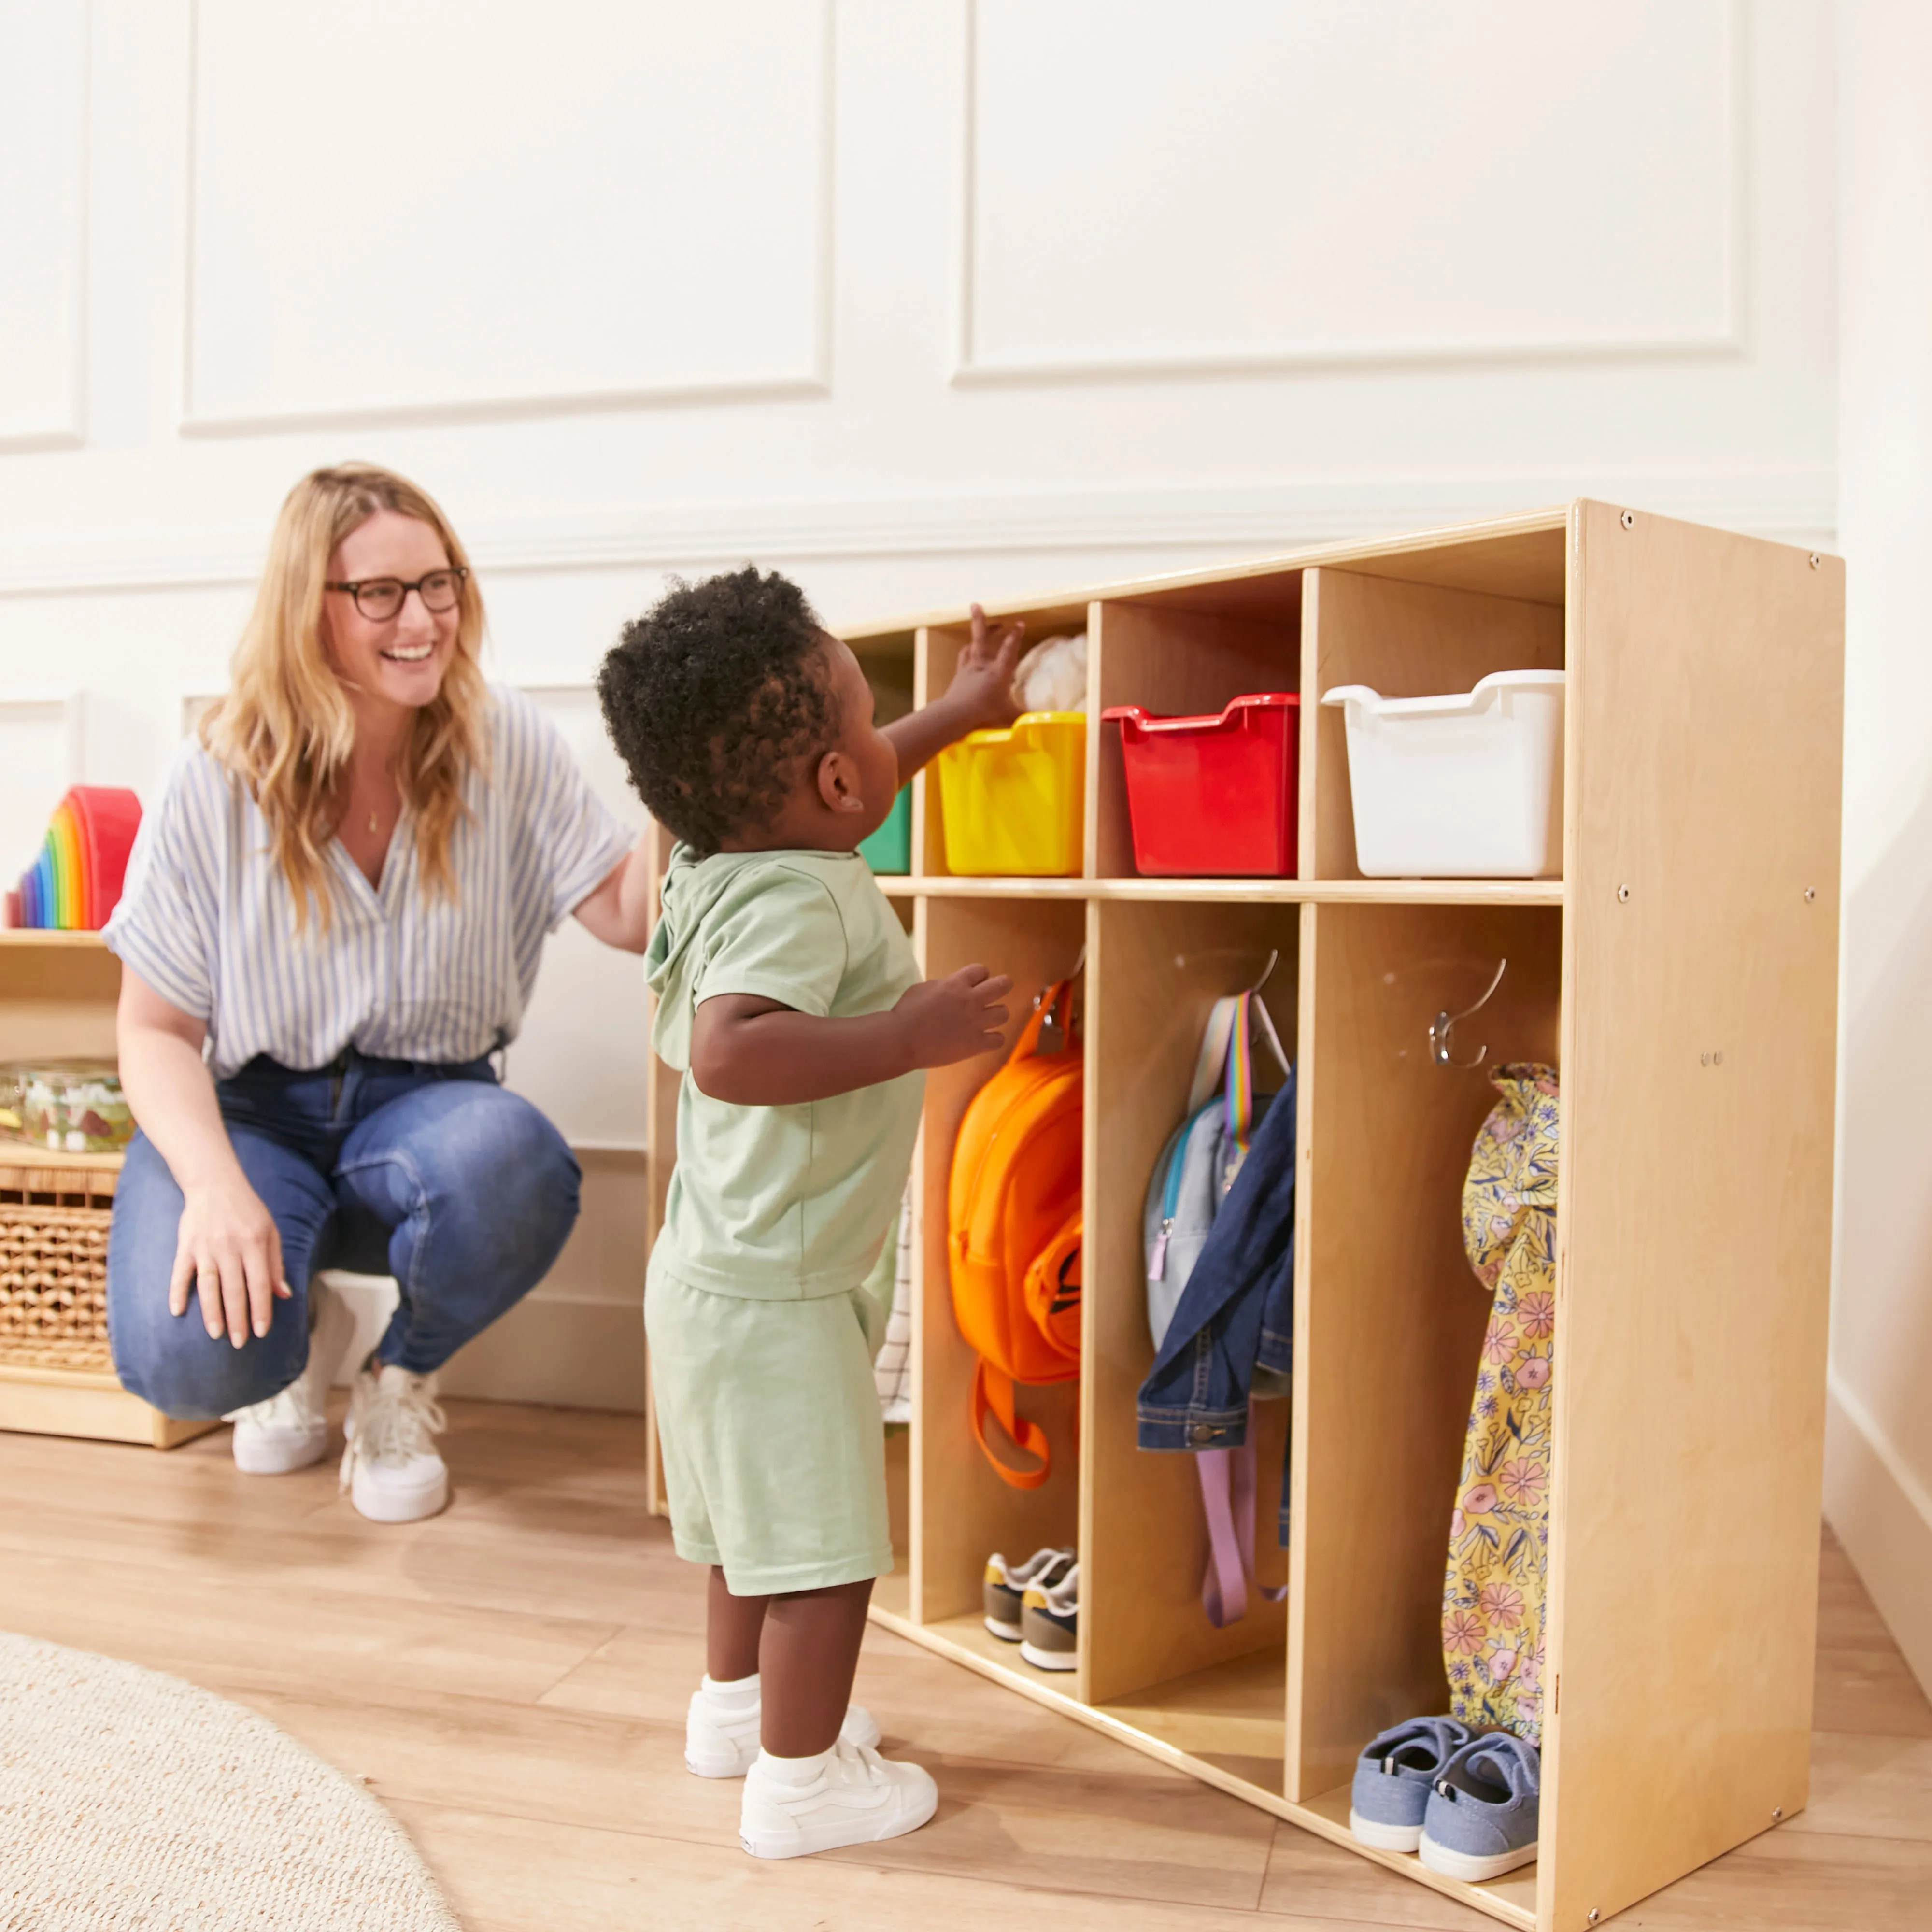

{"left": 947, "top": 604, "right": 1026, "bottom": 731}
{"left": 895, "top": 964, "right": 1013, "bottom": 1068}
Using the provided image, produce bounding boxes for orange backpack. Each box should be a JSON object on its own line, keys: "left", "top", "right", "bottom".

{"left": 948, "top": 981, "right": 1083, "bottom": 1488}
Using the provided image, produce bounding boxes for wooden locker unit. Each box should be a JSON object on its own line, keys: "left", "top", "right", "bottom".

{"left": 639, "top": 505, "right": 1844, "bottom": 1932}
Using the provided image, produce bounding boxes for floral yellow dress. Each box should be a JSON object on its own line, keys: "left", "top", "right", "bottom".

{"left": 1442, "top": 1063, "right": 1559, "bottom": 1744}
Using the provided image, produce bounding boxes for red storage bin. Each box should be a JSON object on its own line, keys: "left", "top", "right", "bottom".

{"left": 1102, "top": 693, "right": 1300, "bottom": 877}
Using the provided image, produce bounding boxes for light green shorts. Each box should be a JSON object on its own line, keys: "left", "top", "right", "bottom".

{"left": 646, "top": 1252, "right": 894, "bottom": 1595}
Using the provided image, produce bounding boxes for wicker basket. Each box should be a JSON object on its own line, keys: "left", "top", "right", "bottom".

{"left": 0, "top": 1163, "right": 115, "bottom": 1373}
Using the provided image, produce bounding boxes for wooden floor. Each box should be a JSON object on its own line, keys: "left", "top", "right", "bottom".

{"left": 0, "top": 1401, "right": 1925, "bottom": 1932}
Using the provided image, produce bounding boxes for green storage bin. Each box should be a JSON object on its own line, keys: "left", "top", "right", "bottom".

{"left": 859, "top": 788, "right": 911, "bottom": 874}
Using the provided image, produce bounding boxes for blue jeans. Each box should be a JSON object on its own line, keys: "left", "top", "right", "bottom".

{"left": 108, "top": 1052, "right": 582, "bottom": 1420}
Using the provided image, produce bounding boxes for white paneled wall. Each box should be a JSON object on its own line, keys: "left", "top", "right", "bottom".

{"left": 185, "top": 1, "right": 832, "bottom": 428}
{"left": 0, "top": 6, "right": 87, "bottom": 449}
{"left": 963, "top": 1, "right": 1741, "bottom": 374}
{"left": 0, "top": 0, "right": 1840, "bottom": 1411}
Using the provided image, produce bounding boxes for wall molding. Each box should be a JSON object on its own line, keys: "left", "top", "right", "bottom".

{"left": 0, "top": 469, "right": 1836, "bottom": 600}
{"left": 177, "top": 0, "right": 836, "bottom": 437}
{"left": 0, "top": 5, "right": 89, "bottom": 452}
{"left": 952, "top": 0, "right": 1750, "bottom": 386}
{"left": 0, "top": 692, "right": 84, "bottom": 783}
{"left": 1825, "top": 1370, "right": 1932, "bottom": 1696}
{"left": 1828, "top": 1369, "right": 1932, "bottom": 1547}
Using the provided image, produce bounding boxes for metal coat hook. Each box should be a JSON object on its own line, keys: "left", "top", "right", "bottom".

{"left": 1430, "top": 958, "right": 1507, "bottom": 1070}
{"left": 1247, "top": 948, "right": 1280, "bottom": 996}
{"left": 1035, "top": 942, "right": 1087, "bottom": 1051}
{"left": 1034, "top": 941, "right": 1087, "bottom": 1011}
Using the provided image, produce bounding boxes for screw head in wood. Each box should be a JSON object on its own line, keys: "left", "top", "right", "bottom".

{"left": 1809, "top": 553, "right": 1821, "bottom": 568}
{"left": 1620, "top": 511, "right": 1635, "bottom": 529}
{"left": 1617, "top": 884, "right": 1631, "bottom": 902}
{"left": 1804, "top": 886, "right": 1817, "bottom": 902}
{"left": 1589, "top": 1913, "right": 1600, "bottom": 1925}
{"left": 1714, "top": 1050, "right": 1724, "bottom": 1065}
{"left": 1773, "top": 1805, "right": 1784, "bottom": 1820}
{"left": 1702, "top": 1052, "right": 1711, "bottom": 1066}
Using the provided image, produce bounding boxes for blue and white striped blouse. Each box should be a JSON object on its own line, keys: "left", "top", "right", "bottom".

{"left": 105, "top": 686, "right": 636, "bottom": 1079}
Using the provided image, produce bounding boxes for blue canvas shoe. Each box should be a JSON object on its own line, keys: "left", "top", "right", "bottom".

{"left": 1349, "top": 1716, "right": 1475, "bottom": 1851}
{"left": 1418, "top": 1733, "right": 1541, "bottom": 1881}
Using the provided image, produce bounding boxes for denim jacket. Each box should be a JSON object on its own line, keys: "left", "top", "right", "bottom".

{"left": 1136, "top": 1065, "right": 1296, "bottom": 1451}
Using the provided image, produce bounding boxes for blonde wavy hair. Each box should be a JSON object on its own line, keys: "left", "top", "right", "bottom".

{"left": 200, "top": 464, "right": 489, "bottom": 930}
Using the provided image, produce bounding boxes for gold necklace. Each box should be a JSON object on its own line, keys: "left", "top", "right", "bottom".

{"left": 368, "top": 809, "right": 380, "bottom": 835}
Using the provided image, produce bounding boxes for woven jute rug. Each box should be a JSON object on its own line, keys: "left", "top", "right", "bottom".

{"left": 0, "top": 1631, "right": 460, "bottom": 1932}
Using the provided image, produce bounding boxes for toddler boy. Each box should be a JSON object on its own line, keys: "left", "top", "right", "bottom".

{"left": 597, "top": 567, "right": 1023, "bottom": 1857}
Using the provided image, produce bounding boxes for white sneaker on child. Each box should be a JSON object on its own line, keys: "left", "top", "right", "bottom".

{"left": 739, "top": 1739, "right": 938, "bottom": 1858}
{"left": 227, "top": 1279, "right": 355, "bottom": 1475}
{"left": 685, "top": 1674, "right": 881, "bottom": 1777}
{"left": 339, "top": 1362, "right": 449, "bottom": 1523}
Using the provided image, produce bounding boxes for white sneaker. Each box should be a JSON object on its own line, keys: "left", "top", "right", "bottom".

{"left": 739, "top": 1740, "right": 938, "bottom": 1859}
{"left": 685, "top": 1680, "right": 882, "bottom": 1778}
{"left": 227, "top": 1279, "right": 355, "bottom": 1475}
{"left": 339, "top": 1362, "right": 449, "bottom": 1523}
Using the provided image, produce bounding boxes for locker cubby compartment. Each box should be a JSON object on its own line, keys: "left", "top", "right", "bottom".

{"left": 907, "top": 892, "right": 1087, "bottom": 1640}
{"left": 852, "top": 624, "right": 919, "bottom": 880}
{"left": 1291, "top": 900, "right": 1561, "bottom": 1834}
{"left": 1302, "top": 547, "right": 1566, "bottom": 883}
{"left": 914, "top": 601, "right": 1093, "bottom": 881}
{"left": 846, "top": 620, "right": 918, "bottom": 728}
{"left": 1081, "top": 897, "right": 1299, "bottom": 1739}
{"left": 1092, "top": 589, "right": 1302, "bottom": 879}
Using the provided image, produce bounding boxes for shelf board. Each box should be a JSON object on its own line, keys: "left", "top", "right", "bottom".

{"left": 0, "top": 928, "right": 111, "bottom": 949}
{"left": 871, "top": 875, "right": 1562, "bottom": 907}
{"left": 0, "top": 1361, "right": 218, "bottom": 1449}
{"left": 1096, "top": 877, "right": 1563, "bottom": 906}
{"left": 867, "top": 1584, "right": 1535, "bottom": 1932}
{"left": 0, "top": 1140, "right": 125, "bottom": 1174}
{"left": 875, "top": 874, "right": 1092, "bottom": 899}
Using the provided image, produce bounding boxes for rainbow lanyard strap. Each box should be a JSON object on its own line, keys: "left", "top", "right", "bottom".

{"left": 1224, "top": 992, "right": 1255, "bottom": 1158}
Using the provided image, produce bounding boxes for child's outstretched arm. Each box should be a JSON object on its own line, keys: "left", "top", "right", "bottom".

{"left": 690, "top": 964, "right": 1013, "bottom": 1106}
{"left": 881, "top": 604, "right": 1024, "bottom": 780}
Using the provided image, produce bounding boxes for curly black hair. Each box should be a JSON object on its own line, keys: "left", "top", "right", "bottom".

{"left": 595, "top": 566, "right": 839, "bottom": 856}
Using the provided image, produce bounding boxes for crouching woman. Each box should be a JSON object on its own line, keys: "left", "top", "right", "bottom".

{"left": 104, "top": 464, "right": 653, "bottom": 1521}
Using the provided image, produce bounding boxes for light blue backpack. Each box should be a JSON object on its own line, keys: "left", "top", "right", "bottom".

{"left": 1143, "top": 990, "right": 1289, "bottom": 1351}
{"left": 1141, "top": 988, "right": 1292, "bottom": 1628}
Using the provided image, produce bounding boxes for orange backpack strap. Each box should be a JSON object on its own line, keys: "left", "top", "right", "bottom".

{"left": 971, "top": 1360, "right": 1051, "bottom": 1489}
{"left": 1009, "top": 978, "right": 1071, "bottom": 1065}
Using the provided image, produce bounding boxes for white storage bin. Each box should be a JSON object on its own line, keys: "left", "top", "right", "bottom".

{"left": 1321, "top": 670, "right": 1565, "bottom": 878}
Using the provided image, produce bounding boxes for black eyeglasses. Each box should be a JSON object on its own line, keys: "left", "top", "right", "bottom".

{"left": 324, "top": 567, "right": 469, "bottom": 621}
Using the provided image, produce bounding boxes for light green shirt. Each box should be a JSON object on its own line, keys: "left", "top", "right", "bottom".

{"left": 645, "top": 846, "right": 923, "bottom": 1300}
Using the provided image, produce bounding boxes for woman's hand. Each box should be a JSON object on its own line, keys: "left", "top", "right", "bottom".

{"left": 170, "top": 1172, "right": 292, "bottom": 1347}
{"left": 117, "top": 968, "right": 292, "bottom": 1347}
{"left": 946, "top": 604, "right": 1026, "bottom": 733}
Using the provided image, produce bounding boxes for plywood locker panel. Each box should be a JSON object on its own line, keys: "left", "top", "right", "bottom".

{"left": 1541, "top": 506, "right": 1843, "bottom": 1932}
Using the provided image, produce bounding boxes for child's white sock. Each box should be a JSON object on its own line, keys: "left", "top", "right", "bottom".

{"left": 754, "top": 1745, "right": 834, "bottom": 1786}
{"left": 700, "top": 1671, "right": 760, "bottom": 1712}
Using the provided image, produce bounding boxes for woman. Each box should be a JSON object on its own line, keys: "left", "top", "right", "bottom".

{"left": 106, "top": 464, "right": 654, "bottom": 1523}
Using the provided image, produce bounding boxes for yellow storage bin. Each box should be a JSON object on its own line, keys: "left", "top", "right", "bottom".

{"left": 935, "top": 711, "right": 1086, "bottom": 876}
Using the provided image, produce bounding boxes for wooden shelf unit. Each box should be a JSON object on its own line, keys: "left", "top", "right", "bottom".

{"left": 0, "top": 929, "right": 216, "bottom": 1449}
{"left": 642, "top": 503, "right": 1845, "bottom": 1932}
